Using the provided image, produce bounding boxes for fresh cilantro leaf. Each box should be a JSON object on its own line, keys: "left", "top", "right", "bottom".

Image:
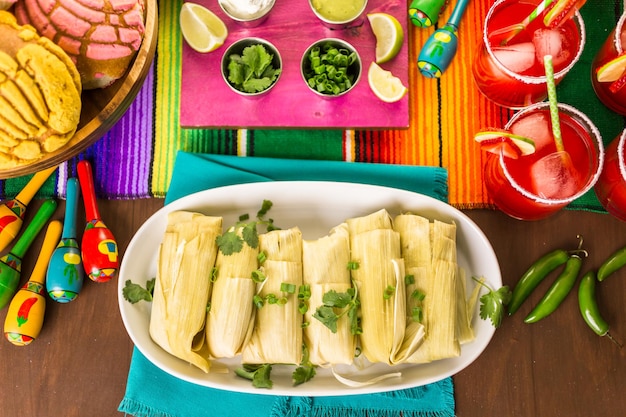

{"left": 313, "top": 306, "right": 339, "bottom": 333}
{"left": 235, "top": 364, "right": 273, "bottom": 389}
{"left": 216, "top": 232, "right": 244, "bottom": 256}
{"left": 472, "top": 276, "right": 511, "bottom": 328}
{"left": 217, "top": 201, "right": 278, "bottom": 256}
{"left": 321, "top": 289, "right": 352, "bottom": 308}
{"left": 293, "top": 365, "right": 316, "bottom": 386}
{"left": 122, "top": 278, "right": 155, "bottom": 304}
{"left": 313, "top": 286, "right": 361, "bottom": 335}
{"left": 292, "top": 344, "right": 316, "bottom": 386}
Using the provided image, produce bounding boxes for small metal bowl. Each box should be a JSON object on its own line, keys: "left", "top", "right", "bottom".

{"left": 218, "top": 0, "right": 276, "bottom": 27}
{"left": 308, "top": 0, "right": 368, "bottom": 29}
{"left": 300, "top": 38, "right": 361, "bottom": 98}
{"left": 221, "top": 37, "right": 282, "bottom": 98}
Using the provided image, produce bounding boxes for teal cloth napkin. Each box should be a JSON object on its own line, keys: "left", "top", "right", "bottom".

{"left": 119, "top": 152, "right": 454, "bottom": 417}
{"left": 164, "top": 153, "right": 449, "bottom": 205}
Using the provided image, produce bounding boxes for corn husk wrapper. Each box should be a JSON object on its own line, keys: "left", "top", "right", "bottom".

{"left": 404, "top": 219, "right": 461, "bottom": 364}
{"left": 347, "top": 209, "right": 417, "bottom": 365}
{"left": 205, "top": 226, "right": 259, "bottom": 358}
{"left": 303, "top": 223, "right": 356, "bottom": 366}
{"left": 456, "top": 267, "right": 475, "bottom": 344}
{"left": 149, "top": 211, "right": 222, "bottom": 373}
{"left": 242, "top": 227, "right": 303, "bottom": 365}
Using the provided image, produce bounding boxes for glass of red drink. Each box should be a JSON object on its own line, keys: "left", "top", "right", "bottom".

{"left": 595, "top": 129, "right": 626, "bottom": 221}
{"left": 483, "top": 102, "right": 604, "bottom": 220}
{"left": 473, "top": 0, "right": 586, "bottom": 109}
{"left": 591, "top": 12, "right": 626, "bottom": 115}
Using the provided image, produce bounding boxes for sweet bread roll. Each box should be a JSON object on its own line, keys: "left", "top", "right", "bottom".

{"left": 15, "top": 0, "right": 146, "bottom": 90}
{"left": 0, "top": 1, "right": 16, "bottom": 11}
{"left": 0, "top": 10, "right": 81, "bottom": 169}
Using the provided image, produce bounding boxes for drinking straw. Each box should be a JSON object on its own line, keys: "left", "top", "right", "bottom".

{"left": 543, "top": 54, "right": 565, "bottom": 153}
{"left": 499, "top": 0, "right": 555, "bottom": 45}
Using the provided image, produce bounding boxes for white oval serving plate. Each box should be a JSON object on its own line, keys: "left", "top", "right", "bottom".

{"left": 118, "top": 181, "right": 501, "bottom": 396}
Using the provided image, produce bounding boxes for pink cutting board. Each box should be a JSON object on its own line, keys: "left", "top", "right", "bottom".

{"left": 180, "top": 0, "right": 409, "bottom": 129}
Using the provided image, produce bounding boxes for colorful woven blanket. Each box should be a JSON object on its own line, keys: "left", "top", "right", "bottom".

{"left": 1, "top": 0, "right": 624, "bottom": 211}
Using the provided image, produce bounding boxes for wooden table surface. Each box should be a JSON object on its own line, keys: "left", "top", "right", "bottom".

{"left": 0, "top": 197, "right": 624, "bottom": 416}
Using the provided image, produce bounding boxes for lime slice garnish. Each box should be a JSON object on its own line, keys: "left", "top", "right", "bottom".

{"left": 543, "top": 0, "right": 586, "bottom": 28}
{"left": 597, "top": 51, "right": 626, "bottom": 83}
{"left": 367, "top": 62, "right": 407, "bottom": 103}
{"left": 367, "top": 13, "right": 404, "bottom": 64}
{"left": 180, "top": 2, "right": 228, "bottom": 53}
{"left": 474, "top": 128, "right": 536, "bottom": 159}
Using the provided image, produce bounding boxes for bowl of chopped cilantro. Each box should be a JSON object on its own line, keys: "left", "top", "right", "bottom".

{"left": 301, "top": 38, "right": 362, "bottom": 98}
{"left": 221, "top": 37, "right": 282, "bottom": 97}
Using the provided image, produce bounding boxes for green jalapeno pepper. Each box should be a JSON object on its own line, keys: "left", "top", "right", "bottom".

{"left": 597, "top": 245, "right": 626, "bottom": 282}
{"left": 578, "top": 271, "right": 609, "bottom": 336}
{"left": 524, "top": 254, "right": 583, "bottom": 323}
{"left": 578, "top": 271, "right": 621, "bottom": 346}
{"left": 508, "top": 249, "right": 570, "bottom": 315}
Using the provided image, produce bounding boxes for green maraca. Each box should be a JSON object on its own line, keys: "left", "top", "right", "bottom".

{"left": 0, "top": 199, "right": 57, "bottom": 309}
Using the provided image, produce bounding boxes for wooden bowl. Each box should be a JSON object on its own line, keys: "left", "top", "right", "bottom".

{"left": 0, "top": 0, "right": 158, "bottom": 179}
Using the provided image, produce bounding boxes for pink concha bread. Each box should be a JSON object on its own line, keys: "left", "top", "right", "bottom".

{"left": 15, "top": 0, "right": 146, "bottom": 90}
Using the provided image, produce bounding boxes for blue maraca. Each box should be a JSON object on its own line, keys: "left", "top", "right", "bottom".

{"left": 46, "top": 178, "right": 84, "bottom": 303}
{"left": 417, "top": 0, "right": 470, "bottom": 78}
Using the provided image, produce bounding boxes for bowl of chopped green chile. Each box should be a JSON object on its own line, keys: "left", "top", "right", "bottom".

{"left": 118, "top": 182, "right": 503, "bottom": 395}
{"left": 301, "top": 38, "right": 362, "bottom": 98}
{"left": 221, "top": 37, "right": 282, "bottom": 97}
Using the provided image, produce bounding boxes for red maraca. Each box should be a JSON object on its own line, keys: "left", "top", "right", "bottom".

{"left": 76, "top": 160, "right": 118, "bottom": 282}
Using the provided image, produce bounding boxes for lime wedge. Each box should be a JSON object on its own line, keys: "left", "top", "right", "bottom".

{"left": 597, "top": 51, "right": 626, "bottom": 83}
{"left": 543, "top": 0, "right": 586, "bottom": 28}
{"left": 367, "top": 62, "right": 407, "bottom": 103}
{"left": 474, "top": 129, "right": 536, "bottom": 159}
{"left": 180, "top": 2, "right": 228, "bottom": 53}
{"left": 367, "top": 13, "right": 404, "bottom": 64}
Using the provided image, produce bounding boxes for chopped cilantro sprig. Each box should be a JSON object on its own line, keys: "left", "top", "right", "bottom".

{"left": 122, "top": 278, "right": 155, "bottom": 304}
{"left": 216, "top": 200, "right": 278, "bottom": 255}
{"left": 227, "top": 44, "right": 281, "bottom": 94}
{"left": 471, "top": 276, "right": 512, "bottom": 328}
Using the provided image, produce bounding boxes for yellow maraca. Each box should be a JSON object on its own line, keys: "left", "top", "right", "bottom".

{"left": 0, "top": 166, "right": 57, "bottom": 254}
{"left": 4, "top": 220, "right": 62, "bottom": 346}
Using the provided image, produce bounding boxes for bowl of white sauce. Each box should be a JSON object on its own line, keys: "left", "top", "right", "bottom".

{"left": 218, "top": 0, "right": 276, "bottom": 27}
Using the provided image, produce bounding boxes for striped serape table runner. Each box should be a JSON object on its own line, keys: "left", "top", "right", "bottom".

{"left": 1, "top": 0, "right": 623, "bottom": 212}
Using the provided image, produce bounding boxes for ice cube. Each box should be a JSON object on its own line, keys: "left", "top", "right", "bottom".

{"left": 530, "top": 151, "right": 582, "bottom": 199}
{"left": 533, "top": 28, "right": 572, "bottom": 69}
{"left": 510, "top": 112, "right": 553, "bottom": 152}
{"left": 492, "top": 42, "right": 536, "bottom": 73}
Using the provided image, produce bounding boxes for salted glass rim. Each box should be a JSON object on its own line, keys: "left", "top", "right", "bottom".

{"left": 499, "top": 102, "right": 604, "bottom": 206}
{"left": 484, "top": 0, "right": 586, "bottom": 86}
{"left": 614, "top": 11, "right": 626, "bottom": 54}
{"left": 618, "top": 128, "right": 626, "bottom": 183}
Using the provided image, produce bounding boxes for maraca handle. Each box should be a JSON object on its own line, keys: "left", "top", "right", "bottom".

{"left": 63, "top": 178, "right": 80, "bottom": 239}
{"left": 15, "top": 166, "right": 57, "bottom": 206}
{"left": 10, "top": 199, "right": 57, "bottom": 259}
{"left": 77, "top": 160, "right": 100, "bottom": 221}
{"left": 29, "top": 220, "right": 62, "bottom": 286}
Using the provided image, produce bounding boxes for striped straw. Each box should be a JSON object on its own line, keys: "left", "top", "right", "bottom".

{"left": 543, "top": 55, "right": 565, "bottom": 153}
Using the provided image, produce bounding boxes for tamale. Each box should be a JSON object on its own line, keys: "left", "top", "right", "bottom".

{"left": 406, "top": 219, "right": 461, "bottom": 363}
{"left": 347, "top": 209, "right": 409, "bottom": 365}
{"left": 149, "top": 211, "right": 222, "bottom": 373}
{"left": 242, "top": 227, "right": 303, "bottom": 365}
{"left": 303, "top": 223, "right": 356, "bottom": 366}
{"left": 205, "top": 226, "right": 259, "bottom": 358}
